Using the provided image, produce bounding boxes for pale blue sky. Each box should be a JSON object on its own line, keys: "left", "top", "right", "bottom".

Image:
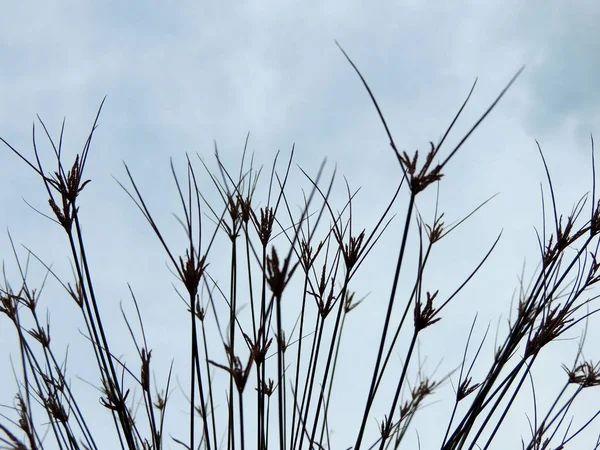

{"left": 0, "top": 1, "right": 599, "bottom": 449}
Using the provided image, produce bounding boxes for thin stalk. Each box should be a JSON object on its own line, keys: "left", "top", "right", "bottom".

{"left": 276, "top": 293, "right": 285, "bottom": 450}
{"left": 290, "top": 275, "right": 311, "bottom": 449}
{"left": 296, "top": 315, "right": 326, "bottom": 450}
{"left": 354, "top": 193, "right": 416, "bottom": 449}
{"left": 309, "top": 273, "right": 351, "bottom": 444}
{"left": 480, "top": 355, "right": 539, "bottom": 450}
{"left": 238, "top": 390, "right": 245, "bottom": 450}
{"left": 229, "top": 239, "right": 238, "bottom": 450}
{"left": 318, "top": 299, "right": 349, "bottom": 444}
{"left": 73, "top": 216, "right": 136, "bottom": 449}
{"left": 378, "top": 330, "right": 418, "bottom": 450}
{"left": 201, "top": 317, "right": 218, "bottom": 450}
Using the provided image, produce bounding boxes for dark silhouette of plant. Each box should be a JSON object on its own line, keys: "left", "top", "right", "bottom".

{"left": 1, "top": 45, "right": 598, "bottom": 450}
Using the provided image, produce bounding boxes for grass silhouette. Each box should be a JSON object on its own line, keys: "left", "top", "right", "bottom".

{"left": 1, "top": 46, "right": 599, "bottom": 450}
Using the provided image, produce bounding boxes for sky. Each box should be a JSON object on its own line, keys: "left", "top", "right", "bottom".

{"left": 0, "top": 1, "right": 599, "bottom": 449}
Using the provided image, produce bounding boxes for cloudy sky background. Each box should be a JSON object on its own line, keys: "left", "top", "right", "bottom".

{"left": 1, "top": 0, "right": 599, "bottom": 448}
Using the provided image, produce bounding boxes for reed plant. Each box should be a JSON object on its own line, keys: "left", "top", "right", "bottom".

{"left": 1, "top": 46, "right": 599, "bottom": 450}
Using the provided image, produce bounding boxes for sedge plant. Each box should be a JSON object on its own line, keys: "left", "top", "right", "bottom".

{"left": 1, "top": 45, "right": 599, "bottom": 450}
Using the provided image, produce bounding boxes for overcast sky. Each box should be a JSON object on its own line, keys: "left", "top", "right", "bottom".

{"left": 1, "top": 1, "right": 599, "bottom": 449}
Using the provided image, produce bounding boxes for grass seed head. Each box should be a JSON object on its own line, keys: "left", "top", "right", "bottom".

{"left": 414, "top": 290, "right": 441, "bottom": 331}
{"left": 564, "top": 361, "right": 600, "bottom": 387}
